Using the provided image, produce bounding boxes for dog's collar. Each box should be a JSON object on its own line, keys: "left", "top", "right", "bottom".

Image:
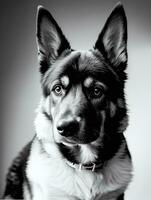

{"left": 66, "top": 160, "right": 103, "bottom": 172}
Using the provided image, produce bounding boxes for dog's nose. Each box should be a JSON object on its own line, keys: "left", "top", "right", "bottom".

{"left": 57, "top": 118, "right": 80, "bottom": 137}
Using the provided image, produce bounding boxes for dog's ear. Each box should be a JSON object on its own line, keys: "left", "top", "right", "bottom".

{"left": 36, "top": 6, "right": 71, "bottom": 74}
{"left": 95, "top": 3, "right": 127, "bottom": 71}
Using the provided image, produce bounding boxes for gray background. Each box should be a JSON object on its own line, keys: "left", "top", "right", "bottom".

{"left": 0, "top": 0, "right": 151, "bottom": 199}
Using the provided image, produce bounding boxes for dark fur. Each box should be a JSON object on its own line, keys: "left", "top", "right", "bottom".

{"left": 3, "top": 3, "right": 132, "bottom": 200}
{"left": 3, "top": 142, "right": 32, "bottom": 199}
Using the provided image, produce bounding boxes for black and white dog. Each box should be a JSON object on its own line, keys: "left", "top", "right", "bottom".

{"left": 3, "top": 3, "right": 132, "bottom": 200}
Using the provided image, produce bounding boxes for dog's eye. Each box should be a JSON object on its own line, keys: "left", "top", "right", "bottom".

{"left": 53, "top": 85, "right": 63, "bottom": 96}
{"left": 92, "top": 87, "right": 103, "bottom": 98}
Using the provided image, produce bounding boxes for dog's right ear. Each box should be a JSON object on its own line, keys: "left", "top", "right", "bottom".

{"left": 36, "top": 6, "right": 71, "bottom": 74}
{"left": 94, "top": 3, "right": 127, "bottom": 72}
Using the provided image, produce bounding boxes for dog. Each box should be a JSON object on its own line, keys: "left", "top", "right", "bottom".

{"left": 3, "top": 3, "right": 132, "bottom": 200}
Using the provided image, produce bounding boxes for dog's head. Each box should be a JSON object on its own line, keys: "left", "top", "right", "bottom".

{"left": 35, "top": 3, "right": 128, "bottom": 164}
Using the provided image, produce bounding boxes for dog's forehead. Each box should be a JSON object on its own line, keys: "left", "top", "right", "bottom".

{"left": 77, "top": 50, "right": 114, "bottom": 79}
{"left": 78, "top": 50, "right": 103, "bottom": 69}
{"left": 49, "top": 50, "right": 105, "bottom": 80}
{"left": 68, "top": 50, "right": 106, "bottom": 83}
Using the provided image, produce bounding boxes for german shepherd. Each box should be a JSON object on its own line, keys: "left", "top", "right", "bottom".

{"left": 3, "top": 3, "right": 132, "bottom": 200}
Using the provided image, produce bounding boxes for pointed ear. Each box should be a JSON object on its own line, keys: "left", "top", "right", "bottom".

{"left": 95, "top": 3, "right": 127, "bottom": 71}
{"left": 36, "top": 6, "right": 71, "bottom": 74}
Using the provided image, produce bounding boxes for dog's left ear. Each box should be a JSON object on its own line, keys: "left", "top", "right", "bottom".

{"left": 36, "top": 6, "right": 71, "bottom": 74}
{"left": 95, "top": 3, "right": 127, "bottom": 71}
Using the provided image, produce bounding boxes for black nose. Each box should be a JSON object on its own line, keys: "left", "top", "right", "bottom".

{"left": 57, "top": 118, "right": 80, "bottom": 137}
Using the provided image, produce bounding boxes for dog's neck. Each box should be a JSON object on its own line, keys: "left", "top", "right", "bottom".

{"left": 36, "top": 136, "right": 103, "bottom": 173}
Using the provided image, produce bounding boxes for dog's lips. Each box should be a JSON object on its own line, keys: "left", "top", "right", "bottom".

{"left": 61, "top": 135, "right": 99, "bottom": 146}
{"left": 61, "top": 138, "right": 78, "bottom": 147}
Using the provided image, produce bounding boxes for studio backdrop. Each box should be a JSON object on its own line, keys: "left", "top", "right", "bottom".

{"left": 0, "top": 0, "right": 151, "bottom": 199}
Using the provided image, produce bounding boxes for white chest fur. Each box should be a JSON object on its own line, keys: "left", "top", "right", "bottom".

{"left": 26, "top": 139, "right": 132, "bottom": 200}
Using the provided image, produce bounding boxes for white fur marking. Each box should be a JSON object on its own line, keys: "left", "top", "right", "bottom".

{"left": 34, "top": 98, "right": 53, "bottom": 142}
{"left": 61, "top": 76, "right": 70, "bottom": 88}
{"left": 80, "top": 144, "right": 98, "bottom": 164}
{"left": 34, "top": 112, "right": 53, "bottom": 142}
{"left": 84, "top": 77, "right": 93, "bottom": 88}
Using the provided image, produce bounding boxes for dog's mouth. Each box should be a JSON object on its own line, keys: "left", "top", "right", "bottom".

{"left": 61, "top": 138, "right": 78, "bottom": 147}
{"left": 60, "top": 133, "right": 99, "bottom": 146}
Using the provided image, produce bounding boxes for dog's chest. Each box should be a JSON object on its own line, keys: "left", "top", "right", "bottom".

{"left": 26, "top": 141, "right": 132, "bottom": 200}
{"left": 27, "top": 153, "right": 103, "bottom": 200}
{"left": 27, "top": 156, "right": 131, "bottom": 200}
